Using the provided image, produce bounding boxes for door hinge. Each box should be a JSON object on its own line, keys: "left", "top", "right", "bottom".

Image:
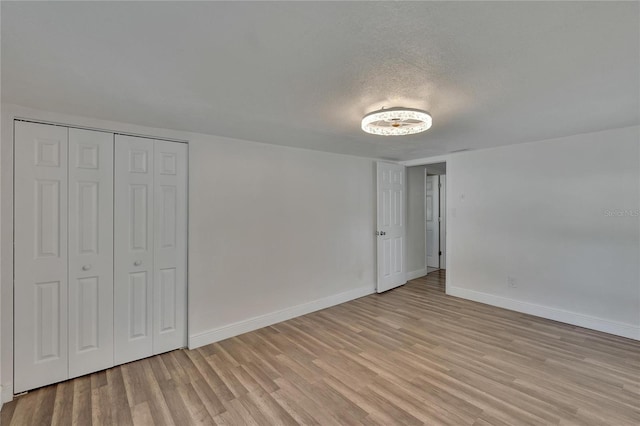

{"left": 439, "top": 251, "right": 442, "bottom": 256}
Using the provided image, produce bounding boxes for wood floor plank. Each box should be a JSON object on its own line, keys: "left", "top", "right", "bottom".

{"left": 217, "top": 398, "right": 261, "bottom": 426}
{"left": 71, "top": 375, "right": 92, "bottom": 426}
{"left": 31, "top": 383, "right": 57, "bottom": 426}
{"left": 2, "top": 270, "right": 639, "bottom": 425}
{"left": 269, "top": 386, "right": 321, "bottom": 425}
{"left": 50, "top": 379, "right": 74, "bottom": 426}
{"left": 90, "top": 382, "right": 113, "bottom": 426}
{"left": 8, "top": 390, "right": 38, "bottom": 426}
{"left": 177, "top": 383, "right": 216, "bottom": 425}
{"left": 157, "top": 380, "right": 195, "bottom": 425}
{"left": 137, "top": 359, "right": 177, "bottom": 426}
{"left": 273, "top": 377, "right": 341, "bottom": 425}
{"left": 106, "top": 367, "right": 134, "bottom": 426}
{"left": 130, "top": 402, "right": 154, "bottom": 425}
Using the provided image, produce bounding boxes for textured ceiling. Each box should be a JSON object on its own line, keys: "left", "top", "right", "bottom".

{"left": 2, "top": 1, "right": 638, "bottom": 160}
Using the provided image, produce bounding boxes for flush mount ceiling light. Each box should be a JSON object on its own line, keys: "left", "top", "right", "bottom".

{"left": 361, "top": 107, "right": 432, "bottom": 136}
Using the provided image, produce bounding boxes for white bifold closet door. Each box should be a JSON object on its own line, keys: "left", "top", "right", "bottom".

{"left": 68, "top": 128, "right": 114, "bottom": 379}
{"left": 14, "top": 122, "right": 115, "bottom": 392}
{"left": 15, "top": 122, "right": 187, "bottom": 393}
{"left": 152, "top": 140, "right": 188, "bottom": 355}
{"left": 14, "top": 122, "right": 70, "bottom": 393}
{"left": 114, "top": 135, "right": 187, "bottom": 365}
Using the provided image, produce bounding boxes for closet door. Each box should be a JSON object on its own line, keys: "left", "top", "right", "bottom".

{"left": 153, "top": 141, "right": 187, "bottom": 354}
{"left": 114, "top": 135, "right": 155, "bottom": 364}
{"left": 68, "top": 129, "right": 114, "bottom": 378}
{"left": 14, "top": 121, "right": 69, "bottom": 393}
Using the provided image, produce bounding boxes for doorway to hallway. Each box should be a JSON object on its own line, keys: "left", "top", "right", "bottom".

{"left": 426, "top": 169, "right": 446, "bottom": 271}
{"left": 406, "top": 162, "right": 446, "bottom": 279}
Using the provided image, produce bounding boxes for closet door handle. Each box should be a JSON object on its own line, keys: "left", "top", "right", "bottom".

{"left": 134, "top": 260, "right": 142, "bottom": 266}
{"left": 82, "top": 264, "right": 92, "bottom": 271}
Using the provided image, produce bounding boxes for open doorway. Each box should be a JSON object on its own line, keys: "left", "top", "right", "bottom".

{"left": 426, "top": 163, "right": 446, "bottom": 272}
{"left": 406, "top": 162, "right": 447, "bottom": 280}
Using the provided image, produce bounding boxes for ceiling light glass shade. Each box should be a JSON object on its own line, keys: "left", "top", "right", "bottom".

{"left": 361, "top": 107, "right": 432, "bottom": 136}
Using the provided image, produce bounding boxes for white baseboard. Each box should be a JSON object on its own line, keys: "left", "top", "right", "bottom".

{"left": 189, "top": 285, "right": 375, "bottom": 349}
{"left": 447, "top": 286, "right": 640, "bottom": 341}
{"left": 406, "top": 268, "right": 428, "bottom": 281}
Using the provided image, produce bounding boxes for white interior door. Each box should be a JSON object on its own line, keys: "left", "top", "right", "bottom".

{"left": 114, "top": 135, "right": 155, "bottom": 364}
{"left": 439, "top": 175, "right": 446, "bottom": 269}
{"left": 377, "top": 162, "right": 406, "bottom": 293}
{"left": 426, "top": 175, "right": 440, "bottom": 268}
{"left": 68, "top": 128, "right": 114, "bottom": 378}
{"left": 152, "top": 140, "right": 187, "bottom": 354}
{"left": 14, "top": 121, "right": 69, "bottom": 393}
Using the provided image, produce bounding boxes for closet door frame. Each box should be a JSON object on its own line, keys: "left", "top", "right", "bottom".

{"left": 4, "top": 113, "right": 189, "bottom": 401}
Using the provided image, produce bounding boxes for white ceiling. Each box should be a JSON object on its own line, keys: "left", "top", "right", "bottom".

{"left": 2, "top": 1, "right": 638, "bottom": 160}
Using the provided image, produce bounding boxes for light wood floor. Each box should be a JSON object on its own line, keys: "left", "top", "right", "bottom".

{"left": 2, "top": 270, "right": 639, "bottom": 425}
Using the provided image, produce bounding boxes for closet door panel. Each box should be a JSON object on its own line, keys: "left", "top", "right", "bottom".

{"left": 14, "top": 121, "right": 69, "bottom": 393}
{"left": 114, "top": 135, "right": 154, "bottom": 364}
{"left": 153, "top": 141, "right": 187, "bottom": 354}
{"left": 68, "top": 128, "right": 114, "bottom": 378}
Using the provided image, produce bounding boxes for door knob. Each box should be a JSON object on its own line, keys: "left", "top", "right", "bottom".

{"left": 134, "top": 260, "right": 142, "bottom": 266}
{"left": 82, "top": 264, "right": 91, "bottom": 271}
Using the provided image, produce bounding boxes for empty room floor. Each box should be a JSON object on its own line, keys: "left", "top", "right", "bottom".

{"left": 2, "top": 270, "right": 639, "bottom": 425}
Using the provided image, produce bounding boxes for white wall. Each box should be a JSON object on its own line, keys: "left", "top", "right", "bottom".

{"left": 187, "top": 132, "right": 376, "bottom": 345}
{"left": 447, "top": 126, "right": 640, "bottom": 339}
{"left": 1, "top": 104, "right": 377, "bottom": 401}
{"left": 407, "top": 166, "right": 427, "bottom": 277}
